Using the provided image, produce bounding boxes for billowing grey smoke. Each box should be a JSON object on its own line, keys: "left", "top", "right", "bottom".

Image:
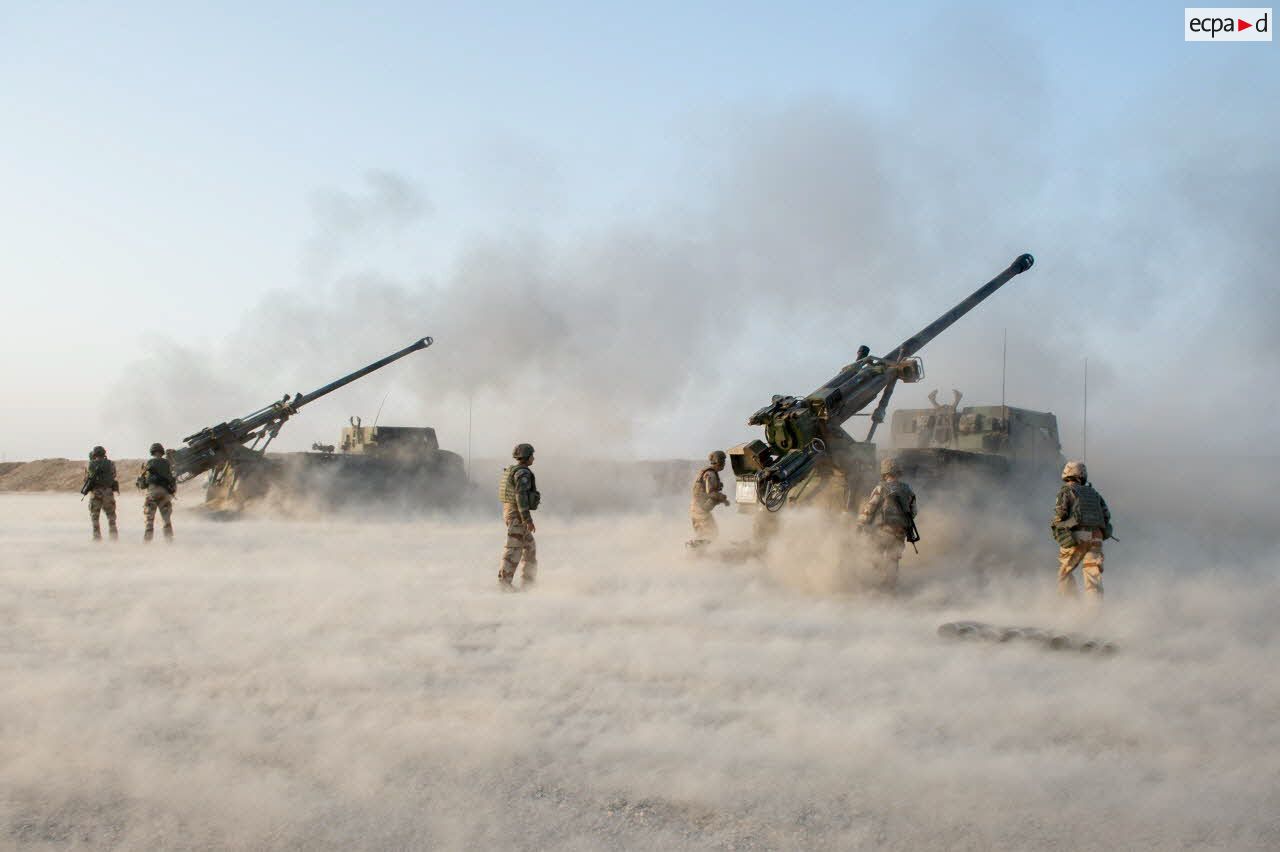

{"left": 108, "top": 43, "right": 1279, "bottom": 474}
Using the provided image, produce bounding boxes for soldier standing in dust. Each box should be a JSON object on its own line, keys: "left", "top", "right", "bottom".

{"left": 856, "top": 457, "right": 918, "bottom": 592}
{"left": 1051, "top": 460, "right": 1112, "bottom": 601}
{"left": 498, "top": 443, "right": 540, "bottom": 589}
{"left": 137, "top": 442, "right": 177, "bottom": 542}
{"left": 81, "top": 445, "right": 120, "bottom": 540}
{"left": 689, "top": 450, "right": 730, "bottom": 546}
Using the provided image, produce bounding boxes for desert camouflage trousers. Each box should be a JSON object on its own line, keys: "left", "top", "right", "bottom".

{"left": 1058, "top": 529, "right": 1103, "bottom": 599}
{"left": 89, "top": 487, "right": 117, "bottom": 538}
{"left": 868, "top": 528, "right": 906, "bottom": 592}
{"left": 143, "top": 485, "right": 174, "bottom": 541}
{"left": 499, "top": 505, "right": 537, "bottom": 583}
{"left": 689, "top": 503, "right": 718, "bottom": 542}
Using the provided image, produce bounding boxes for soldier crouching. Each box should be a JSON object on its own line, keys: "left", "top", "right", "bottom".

{"left": 498, "top": 443, "right": 540, "bottom": 589}
{"left": 82, "top": 445, "right": 120, "bottom": 540}
{"left": 138, "top": 442, "right": 177, "bottom": 542}
{"left": 856, "top": 457, "right": 917, "bottom": 592}
{"left": 688, "top": 450, "right": 730, "bottom": 546}
{"left": 1051, "top": 460, "right": 1112, "bottom": 601}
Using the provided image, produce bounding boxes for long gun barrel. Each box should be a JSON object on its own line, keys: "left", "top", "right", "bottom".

{"left": 171, "top": 336, "right": 433, "bottom": 481}
{"left": 809, "top": 254, "right": 1034, "bottom": 425}
{"left": 289, "top": 337, "right": 433, "bottom": 408}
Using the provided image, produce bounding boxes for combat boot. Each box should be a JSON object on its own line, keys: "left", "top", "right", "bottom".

{"left": 92, "top": 529, "right": 102, "bottom": 541}
{"left": 498, "top": 578, "right": 518, "bottom": 593}
{"left": 163, "top": 525, "right": 174, "bottom": 542}
{"left": 108, "top": 526, "right": 119, "bottom": 541}
{"left": 144, "top": 529, "right": 154, "bottom": 542}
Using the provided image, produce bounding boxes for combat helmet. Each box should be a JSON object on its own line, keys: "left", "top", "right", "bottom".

{"left": 149, "top": 442, "right": 165, "bottom": 456}
{"left": 1062, "top": 460, "right": 1087, "bottom": 481}
{"left": 880, "top": 457, "right": 902, "bottom": 477}
{"left": 512, "top": 443, "right": 535, "bottom": 461}
{"left": 90, "top": 445, "right": 106, "bottom": 459}
{"left": 708, "top": 450, "right": 727, "bottom": 465}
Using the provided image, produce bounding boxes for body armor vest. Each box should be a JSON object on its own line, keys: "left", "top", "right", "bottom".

{"left": 876, "top": 481, "right": 914, "bottom": 530}
{"left": 499, "top": 465, "right": 540, "bottom": 510}
{"left": 86, "top": 458, "right": 115, "bottom": 489}
{"left": 1065, "top": 482, "right": 1105, "bottom": 529}
{"left": 144, "top": 457, "right": 175, "bottom": 490}
{"left": 691, "top": 466, "right": 721, "bottom": 508}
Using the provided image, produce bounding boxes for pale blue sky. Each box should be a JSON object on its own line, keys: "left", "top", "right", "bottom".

{"left": 1, "top": 2, "right": 1274, "bottom": 459}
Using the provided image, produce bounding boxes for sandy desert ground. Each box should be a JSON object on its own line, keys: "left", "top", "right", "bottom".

{"left": 2, "top": 492, "right": 1278, "bottom": 850}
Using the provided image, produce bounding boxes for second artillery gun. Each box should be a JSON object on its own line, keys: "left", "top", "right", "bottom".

{"left": 162, "top": 337, "right": 465, "bottom": 511}
{"left": 729, "top": 254, "right": 1036, "bottom": 515}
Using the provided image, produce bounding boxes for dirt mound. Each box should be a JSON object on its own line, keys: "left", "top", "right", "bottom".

{"left": 0, "top": 458, "right": 145, "bottom": 492}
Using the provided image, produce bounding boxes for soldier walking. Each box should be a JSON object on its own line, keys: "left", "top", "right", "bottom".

{"left": 688, "top": 450, "right": 730, "bottom": 546}
{"left": 1051, "top": 460, "right": 1112, "bottom": 601}
{"left": 138, "top": 442, "right": 177, "bottom": 542}
{"left": 498, "top": 443, "right": 540, "bottom": 589}
{"left": 856, "top": 457, "right": 918, "bottom": 592}
{"left": 82, "top": 445, "right": 119, "bottom": 540}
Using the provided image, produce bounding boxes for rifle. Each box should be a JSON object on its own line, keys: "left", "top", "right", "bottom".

{"left": 893, "top": 493, "right": 920, "bottom": 554}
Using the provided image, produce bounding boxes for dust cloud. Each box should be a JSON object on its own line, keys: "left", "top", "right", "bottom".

{"left": 3, "top": 490, "right": 1278, "bottom": 850}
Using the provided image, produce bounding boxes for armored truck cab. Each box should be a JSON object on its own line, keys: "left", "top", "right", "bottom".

{"left": 341, "top": 421, "right": 441, "bottom": 457}
{"left": 886, "top": 396, "right": 1064, "bottom": 492}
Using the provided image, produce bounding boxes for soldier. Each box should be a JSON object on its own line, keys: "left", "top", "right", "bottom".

{"left": 81, "top": 445, "right": 119, "bottom": 540}
{"left": 137, "top": 442, "right": 177, "bottom": 542}
{"left": 857, "top": 457, "right": 918, "bottom": 592}
{"left": 688, "top": 450, "right": 730, "bottom": 546}
{"left": 1051, "top": 460, "right": 1112, "bottom": 601}
{"left": 498, "top": 443, "right": 540, "bottom": 589}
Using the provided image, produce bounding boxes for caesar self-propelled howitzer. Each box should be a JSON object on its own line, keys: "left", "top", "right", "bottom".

{"left": 161, "top": 337, "right": 466, "bottom": 512}
{"left": 729, "top": 253, "right": 1035, "bottom": 514}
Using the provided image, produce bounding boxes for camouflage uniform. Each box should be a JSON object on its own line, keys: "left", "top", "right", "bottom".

{"left": 139, "top": 448, "right": 177, "bottom": 541}
{"left": 1052, "top": 461, "right": 1111, "bottom": 600}
{"left": 857, "top": 459, "right": 917, "bottom": 591}
{"left": 498, "top": 445, "right": 539, "bottom": 586}
{"left": 689, "top": 452, "right": 729, "bottom": 542}
{"left": 82, "top": 450, "right": 119, "bottom": 540}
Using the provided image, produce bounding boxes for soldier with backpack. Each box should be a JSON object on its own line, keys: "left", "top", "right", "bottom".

{"left": 137, "top": 442, "right": 177, "bottom": 542}
{"left": 497, "top": 443, "right": 540, "bottom": 590}
{"left": 856, "top": 457, "right": 918, "bottom": 592}
{"left": 1051, "top": 460, "right": 1113, "bottom": 601}
{"left": 81, "top": 445, "right": 120, "bottom": 540}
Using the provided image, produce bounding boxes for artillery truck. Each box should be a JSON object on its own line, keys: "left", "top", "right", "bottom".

{"left": 163, "top": 336, "right": 466, "bottom": 511}
{"left": 728, "top": 253, "right": 1036, "bottom": 516}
